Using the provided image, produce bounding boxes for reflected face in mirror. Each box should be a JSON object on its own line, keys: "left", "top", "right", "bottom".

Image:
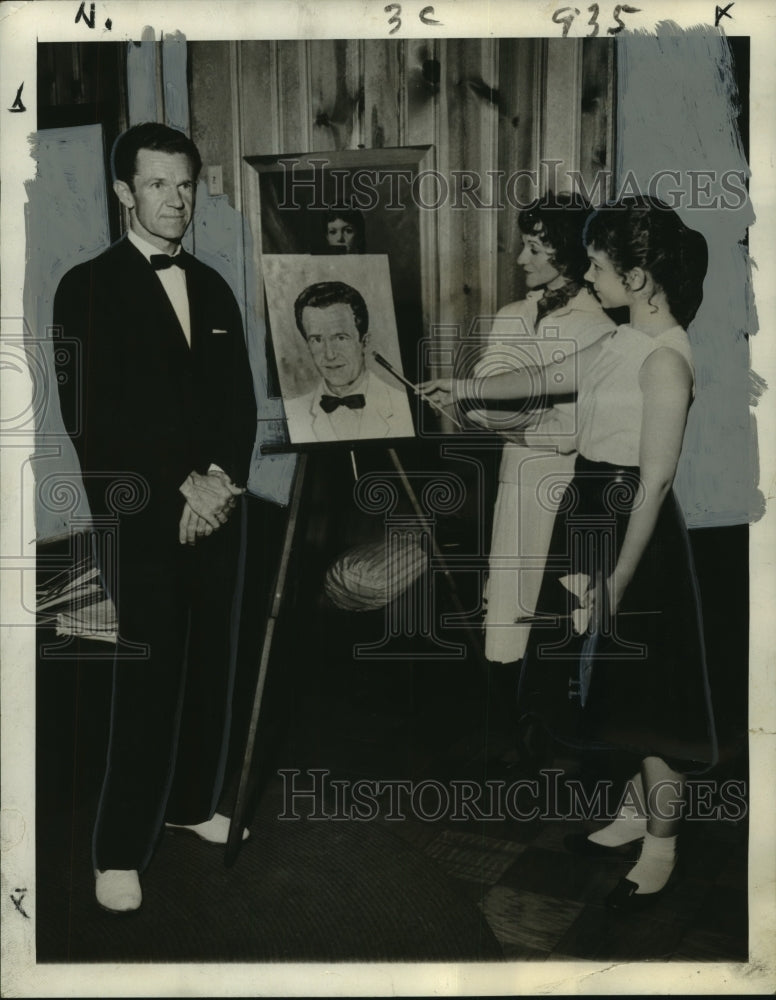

{"left": 516, "top": 233, "right": 564, "bottom": 290}
{"left": 326, "top": 217, "right": 359, "bottom": 252}
{"left": 301, "top": 302, "right": 367, "bottom": 394}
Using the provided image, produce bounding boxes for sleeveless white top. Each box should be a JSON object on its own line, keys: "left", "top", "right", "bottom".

{"left": 577, "top": 324, "right": 694, "bottom": 467}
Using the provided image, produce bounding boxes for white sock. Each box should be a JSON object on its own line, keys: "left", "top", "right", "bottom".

{"left": 587, "top": 805, "right": 647, "bottom": 846}
{"left": 587, "top": 775, "right": 647, "bottom": 847}
{"left": 626, "top": 831, "right": 678, "bottom": 894}
{"left": 166, "top": 812, "right": 249, "bottom": 842}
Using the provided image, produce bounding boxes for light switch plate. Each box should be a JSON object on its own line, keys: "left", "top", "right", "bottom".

{"left": 206, "top": 165, "right": 223, "bottom": 196}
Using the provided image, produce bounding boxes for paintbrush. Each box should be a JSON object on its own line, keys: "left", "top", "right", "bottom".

{"left": 372, "top": 351, "right": 466, "bottom": 429}
{"left": 513, "top": 610, "right": 661, "bottom": 625}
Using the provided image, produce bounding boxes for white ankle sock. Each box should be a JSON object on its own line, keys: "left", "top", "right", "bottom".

{"left": 166, "top": 812, "right": 249, "bottom": 843}
{"left": 587, "top": 804, "right": 647, "bottom": 846}
{"left": 626, "top": 831, "right": 678, "bottom": 894}
{"left": 587, "top": 776, "right": 647, "bottom": 846}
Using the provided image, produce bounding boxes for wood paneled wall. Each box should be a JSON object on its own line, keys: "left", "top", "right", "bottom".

{"left": 190, "top": 37, "right": 614, "bottom": 348}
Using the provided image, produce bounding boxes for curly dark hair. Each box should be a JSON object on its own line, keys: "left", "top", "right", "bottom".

{"left": 517, "top": 191, "right": 592, "bottom": 284}
{"left": 294, "top": 281, "right": 369, "bottom": 341}
{"left": 584, "top": 196, "right": 708, "bottom": 328}
{"left": 111, "top": 122, "right": 203, "bottom": 189}
{"left": 323, "top": 206, "right": 366, "bottom": 253}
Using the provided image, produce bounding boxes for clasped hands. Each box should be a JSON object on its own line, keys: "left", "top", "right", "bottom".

{"left": 178, "top": 470, "right": 244, "bottom": 545}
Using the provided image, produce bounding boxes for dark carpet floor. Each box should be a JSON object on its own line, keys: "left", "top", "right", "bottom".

{"left": 34, "top": 510, "right": 750, "bottom": 966}
{"left": 36, "top": 778, "right": 501, "bottom": 963}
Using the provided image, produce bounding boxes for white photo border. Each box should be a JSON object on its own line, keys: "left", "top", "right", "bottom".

{"left": 1, "top": 1, "right": 774, "bottom": 996}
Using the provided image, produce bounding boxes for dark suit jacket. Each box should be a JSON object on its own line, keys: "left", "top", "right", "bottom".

{"left": 54, "top": 237, "right": 257, "bottom": 543}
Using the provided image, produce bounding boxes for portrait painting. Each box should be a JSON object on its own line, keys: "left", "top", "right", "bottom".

{"left": 0, "top": 3, "right": 774, "bottom": 999}
{"left": 263, "top": 253, "right": 416, "bottom": 444}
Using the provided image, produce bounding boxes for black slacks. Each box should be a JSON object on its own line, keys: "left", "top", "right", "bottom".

{"left": 93, "top": 500, "right": 245, "bottom": 873}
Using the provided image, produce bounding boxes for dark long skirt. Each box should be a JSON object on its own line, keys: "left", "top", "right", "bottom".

{"left": 517, "top": 456, "right": 717, "bottom": 773}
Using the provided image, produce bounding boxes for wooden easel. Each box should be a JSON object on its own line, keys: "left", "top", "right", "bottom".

{"left": 224, "top": 443, "right": 491, "bottom": 865}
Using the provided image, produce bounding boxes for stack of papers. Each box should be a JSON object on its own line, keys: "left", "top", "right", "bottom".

{"left": 37, "top": 561, "right": 117, "bottom": 645}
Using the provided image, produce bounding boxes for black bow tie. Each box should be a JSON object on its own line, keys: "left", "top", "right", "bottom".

{"left": 150, "top": 253, "right": 188, "bottom": 271}
{"left": 319, "top": 393, "right": 366, "bottom": 414}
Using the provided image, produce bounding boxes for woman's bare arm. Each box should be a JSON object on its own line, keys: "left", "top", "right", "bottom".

{"left": 419, "top": 335, "right": 608, "bottom": 406}
{"left": 606, "top": 346, "right": 693, "bottom": 610}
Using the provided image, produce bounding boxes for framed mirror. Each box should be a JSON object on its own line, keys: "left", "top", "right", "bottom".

{"left": 245, "top": 145, "right": 438, "bottom": 405}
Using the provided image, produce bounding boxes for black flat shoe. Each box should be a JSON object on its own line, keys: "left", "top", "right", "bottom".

{"left": 605, "top": 868, "right": 679, "bottom": 912}
{"left": 564, "top": 832, "right": 642, "bottom": 861}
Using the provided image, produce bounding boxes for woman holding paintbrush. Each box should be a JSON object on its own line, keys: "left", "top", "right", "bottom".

{"left": 420, "top": 197, "right": 717, "bottom": 910}
{"left": 467, "top": 192, "right": 615, "bottom": 671}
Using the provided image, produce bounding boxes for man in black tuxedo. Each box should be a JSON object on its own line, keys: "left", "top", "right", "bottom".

{"left": 54, "top": 123, "right": 257, "bottom": 913}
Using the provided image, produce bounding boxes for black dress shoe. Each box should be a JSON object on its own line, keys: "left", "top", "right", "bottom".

{"left": 605, "top": 870, "right": 678, "bottom": 912}
{"left": 564, "top": 832, "right": 641, "bottom": 860}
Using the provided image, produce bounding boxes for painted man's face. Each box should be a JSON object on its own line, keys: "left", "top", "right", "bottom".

{"left": 115, "top": 148, "right": 195, "bottom": 253}
{"left": 302, "top": 302, "right": 367, "bottom": 394}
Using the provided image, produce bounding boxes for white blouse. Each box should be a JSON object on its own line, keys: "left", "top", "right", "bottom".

{"left": 471, "top": 287, "right": 616, "bottom": 479}
{"left": 576, "top": 324, "right": 695, "bottom": 467}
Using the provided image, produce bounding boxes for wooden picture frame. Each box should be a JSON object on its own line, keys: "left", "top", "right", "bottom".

{"left": 244, "top": 146, "right": 437, "bottom": 392}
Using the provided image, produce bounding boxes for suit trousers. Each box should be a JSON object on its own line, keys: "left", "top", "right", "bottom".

{"left": 93, "top": 501, "right": 245, "bottom": 873}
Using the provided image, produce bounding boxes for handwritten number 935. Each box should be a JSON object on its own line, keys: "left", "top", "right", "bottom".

{"left": 552, "top": 4, "right": 641, "bottom": 37}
